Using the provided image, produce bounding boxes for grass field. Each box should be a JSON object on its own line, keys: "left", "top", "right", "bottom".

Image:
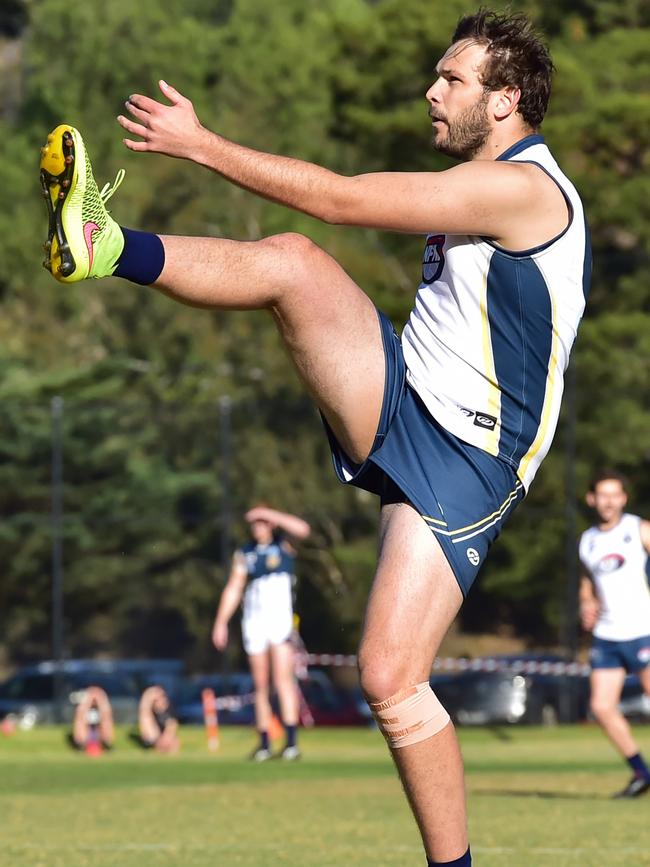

{"left": 2, "top": 724, "right": 650, "bottom": 867}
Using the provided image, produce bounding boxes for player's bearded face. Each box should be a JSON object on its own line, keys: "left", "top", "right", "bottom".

{"left": 430, "top": 90, "right": 491, "bottom": 160}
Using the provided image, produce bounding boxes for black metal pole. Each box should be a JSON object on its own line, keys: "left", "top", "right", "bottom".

{"left": 219, "top": 395, "right": 232, "bottom": 572}
{"left": 562, "top": 363, "right": 580, "bottom": 720}
{"left": 51, "top": 395, "right": 65, "bottom": 724}
{"left": 564, "top": 362, "right": 579, "bottom": 659}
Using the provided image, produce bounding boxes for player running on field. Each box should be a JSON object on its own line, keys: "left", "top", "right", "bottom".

{"left": 212, "top": 505, "right": 310, "bottom": 761}
{"left": 579, "top": 470, "right": 650, "bottom": 799}
{"left": 39, "top": 10, "right": 590, "bottom": 865}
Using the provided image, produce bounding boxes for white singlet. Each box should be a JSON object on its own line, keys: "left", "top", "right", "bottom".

{"left": 242, "top": 572, "right": 294, "bottom": 655}
{"left": 402, "top": 135, "right": 590, "bottom": 490}
{"left": 237, "top": 539, "right": 295, "bottom": 655}
{"left": 579, "top": 513, "right": 650, "bottom": 641}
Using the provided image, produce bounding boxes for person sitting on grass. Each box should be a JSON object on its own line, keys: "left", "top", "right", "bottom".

{"left": 69, "top": 685, "right": 115, "bottom": 755}
{"left": 137, "top": 685, "right": 180, "bottom": 753}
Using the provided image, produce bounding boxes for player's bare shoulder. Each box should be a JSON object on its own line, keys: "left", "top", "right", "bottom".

{"left": 443, "top": 159, "right": 569, "bottom": 250}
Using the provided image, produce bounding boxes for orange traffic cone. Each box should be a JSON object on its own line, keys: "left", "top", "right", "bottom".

{"left": 85, "top": 739, "right": 102, "bottom": 757}
{"left": 268, "top": 713, "right": 284, "bottom": 743}
{"left": 202, "top": 688, "right": 220, "bottom": 753}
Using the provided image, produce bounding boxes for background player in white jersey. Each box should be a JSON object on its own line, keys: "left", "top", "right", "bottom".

{"left": 579, "top": 470, "right": 650, "bottom": 798}
{"left": 40, "top": 10, "right": 590, "bottom": 865}
{"left": 212, "top": 505, "right": 311, "bottom": 761}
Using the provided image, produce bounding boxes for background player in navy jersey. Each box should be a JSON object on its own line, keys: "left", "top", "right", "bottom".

{"left": 579, "top": 470, "right": 650, "bottom": 798}
{"left": 41, "top": 9, "right": 591, "bottom": 865}
{"left": 212, "top": 505, "right": 311, "bottom": 761}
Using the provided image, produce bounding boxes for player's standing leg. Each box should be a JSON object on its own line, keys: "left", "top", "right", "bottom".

{"left": 358, "top": 502, "right": 470, "bottom": 866}
{"left": 248, "top": 651, "right": 274, "bottom": 761}
{"left": 270, "top": 641, "right": 301, "bottom": 759}
{"left": 591, "top": 667, "right": 650, "bottom": 797}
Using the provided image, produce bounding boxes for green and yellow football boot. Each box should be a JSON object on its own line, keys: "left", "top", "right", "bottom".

{"left": 40, "top": 124, "right": 125, "bottom": 282}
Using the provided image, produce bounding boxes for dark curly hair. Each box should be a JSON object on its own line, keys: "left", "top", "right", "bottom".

{"left": 588, "top": 469, "right": 630, "bottom": 494}
{"left": 452, "top": 9, "right": 554, "bottom": 129}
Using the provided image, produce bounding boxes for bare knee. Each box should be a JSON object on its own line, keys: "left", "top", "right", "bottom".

{"left": 256, "top": 232, "right": 324, "bottom": 301}
{"left": 261, "top": 232, "right": 320, "bottom": 257}
{"left": 250, "top": 667, "right": 269, "bottom": 694}
{"left": 358, "top": 655, "right": 416, "bottom": 704}
{"left": 255, "top": 686, "right": 271, "bottom": 707}
{"left": 272, "top": 668, "right": 294, "bottom": 694}
{"left": 590, "top": 697, "right": 617, "bottom": 722}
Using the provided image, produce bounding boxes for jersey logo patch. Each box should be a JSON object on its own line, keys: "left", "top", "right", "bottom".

{"left": 422, "top": 234, "right": 446, "bottom": 284}
{"left": 266, "top": 552, "right": 281, "bottom": 571}
{"left": 598, "top": 553, "right": 625, "bottom": 573}
{"left": 474, "top": 413, "right": 497, "bottom": 430}
{"left": 459, "top": 406, "right": 498, "bottom": 430}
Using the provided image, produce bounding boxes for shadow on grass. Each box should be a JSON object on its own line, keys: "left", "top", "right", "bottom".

{"left": 472, "top": 788, "right": 609, "bottom": 801}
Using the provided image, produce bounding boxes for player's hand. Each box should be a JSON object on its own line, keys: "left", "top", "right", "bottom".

{"left": 245, "top": 506, "right": 275, "bottom": 526}
{"left": 117, "top": 80, "right": 208, "bottom": 159}
{"left": 212, "top": 622, "right": 228, "bottom": 651}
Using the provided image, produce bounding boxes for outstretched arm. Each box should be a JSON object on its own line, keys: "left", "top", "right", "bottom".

{"left": 138, "top": 686, "right": 164, "bottom": 743}
{"left": 91, "top": 687, "right": 115, "bottom": 746}
{"left": 211, "top": 554, "right": 248, "bottom": 650}
{"left": 72, "top": 690, "right": 93, "bottom": 745}
{"left": 245, "top": 506, "right": 311, "bottom": 541}
{"left": 117, "top": 82, "right": 565, "bottom": 246}
{"left": 156, "top": 716, "right": 180, "bottom": 754}
{"left": 640, "top": 520, "right": 650, "bottom": 556}
{"left": 578, "top": 570, "right": 599, "bottom": 632}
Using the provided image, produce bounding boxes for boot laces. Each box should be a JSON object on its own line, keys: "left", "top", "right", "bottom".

{"left": 99, "top": 169, "right": 126, "bottom": 204}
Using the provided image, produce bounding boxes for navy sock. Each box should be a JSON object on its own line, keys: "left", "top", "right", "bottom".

{"left": 627, "top": 753, "right": 650, "bottom": 778}
{"left": 428, "top": 847, "right": 471, "bottom": 866}
{"left": 259, "top": 731, "right": 270, "bottom": 751}
{"left": 284, "top": 724, "right": 297, "bottom": 748}
{"left": 114, "top": 227, "right": 165, "bottom": 285}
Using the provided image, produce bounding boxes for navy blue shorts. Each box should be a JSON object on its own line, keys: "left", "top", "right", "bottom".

{"left": 323, "top": 310, "right": 525, "bottom": 596}
{"left": 590, "top": 636, "right": 650, "bottom": 673}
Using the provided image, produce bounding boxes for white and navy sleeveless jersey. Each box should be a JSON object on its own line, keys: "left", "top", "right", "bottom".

{"left": 238, "top": 536, "right": 296, "bottom": 631}
{"left": 238, "top": 537, "right": 295, "bottom": 582}
{"left": 402, "top": 135, "right": 591, "bottom": 490}
{"left": 579, "top": 514, "right": 650, "bottom": 641}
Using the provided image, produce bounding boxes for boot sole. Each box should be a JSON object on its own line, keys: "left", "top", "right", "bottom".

{"left": 40, "top": 126, "right": 79, "bottom": 279}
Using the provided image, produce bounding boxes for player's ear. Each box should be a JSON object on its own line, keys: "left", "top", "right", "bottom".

{"left": 493, "top": 86, "right": 520, "bottom": 121}
{"left": 585, "top": 491, "right": 595, "bottom": 508}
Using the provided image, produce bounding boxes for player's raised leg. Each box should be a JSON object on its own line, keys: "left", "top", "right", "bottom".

{"left": 358, "top": 502, "right": 469, "bottom": 865}
{"left": 157, "top": 232, "right": 385, "bottom": 464}
{"left": 39, "top": 125, "right": 384, "bottom": 466}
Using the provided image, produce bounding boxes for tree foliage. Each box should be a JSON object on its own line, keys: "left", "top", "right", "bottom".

{"left": 0, "top": 0, "right": 648, "bottom": 669}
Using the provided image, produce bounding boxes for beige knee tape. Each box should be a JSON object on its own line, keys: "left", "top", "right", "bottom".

{"left": 369, "top": 682, "right": 450, "bottom": 748}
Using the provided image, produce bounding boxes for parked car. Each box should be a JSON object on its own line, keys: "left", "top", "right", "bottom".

{"left": 431, "top": 654, "right": 590, "bottom": 726}
{"left": 0, "top": 659, "right": 184, "bottom": 727}
{"left": 299, "top": 671, "right": 371, "bottom": 726}
{"left": 175, "top": 673, "right": 256, "bottom": 726}
{"left": 175, "top": 669, "right": 370, "bottom": 727}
